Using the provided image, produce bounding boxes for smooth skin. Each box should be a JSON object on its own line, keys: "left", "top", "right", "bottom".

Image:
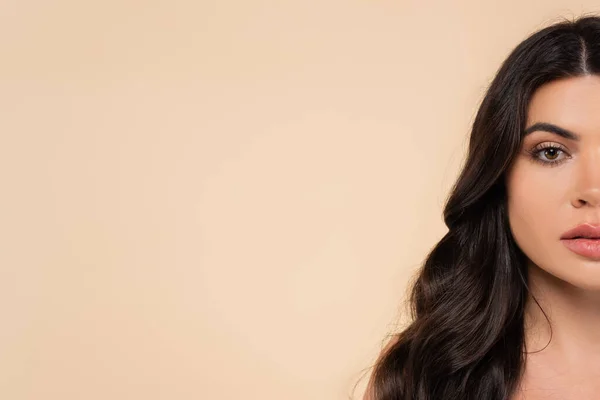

{"left": 508, "top": 74, "right": 600, "bottom": 399}
{"left": 364, "top": 75, "right": 600, "bottom": 400}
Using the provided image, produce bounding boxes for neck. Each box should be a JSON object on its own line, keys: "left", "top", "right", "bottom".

{"left": 524, "top": 260, "right": 600, "bottom": 373}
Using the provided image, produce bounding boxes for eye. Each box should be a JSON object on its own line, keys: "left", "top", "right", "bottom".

{"left": 527, "top": 143, "right": 570, "bottom": 166}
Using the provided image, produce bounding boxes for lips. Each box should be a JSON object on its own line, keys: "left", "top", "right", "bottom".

{"left": 561, "top": 223, "right": 600, "bottom": 259}
{"left": 560, "top": 223, "right": 600, "bottom": 240}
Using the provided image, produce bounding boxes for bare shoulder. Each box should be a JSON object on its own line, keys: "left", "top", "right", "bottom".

{"left": 362, "top": 334, "right": 400, "bottom": 400}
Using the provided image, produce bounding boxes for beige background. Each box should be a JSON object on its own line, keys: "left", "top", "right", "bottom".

{"left": 1, "top": 1, "right": 597, "bottom": 399}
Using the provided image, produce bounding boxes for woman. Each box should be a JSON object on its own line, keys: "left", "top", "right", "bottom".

{"left": 363, "top": 14, "right": 600, "bottom": 400}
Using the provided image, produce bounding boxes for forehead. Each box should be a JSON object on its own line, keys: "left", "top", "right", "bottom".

{"left": 527, "top": 75, "right": 600, "bottom": 132}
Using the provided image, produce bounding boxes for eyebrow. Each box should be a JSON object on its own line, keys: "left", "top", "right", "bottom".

{"left": 523, "top": 122, "right": 580, "bottom": 141}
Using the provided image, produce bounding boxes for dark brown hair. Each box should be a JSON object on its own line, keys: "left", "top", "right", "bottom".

{"left": 364, "top": 14, "right": 600, "bottom": 400}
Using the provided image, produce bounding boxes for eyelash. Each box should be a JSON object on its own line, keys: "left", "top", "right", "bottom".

{"left": 526, "top": 143, "right": 571, "bottom": 167}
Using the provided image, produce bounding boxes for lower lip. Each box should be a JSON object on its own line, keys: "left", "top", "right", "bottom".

{"left": 561, "top": 238, "right": 600, "bottom": 259}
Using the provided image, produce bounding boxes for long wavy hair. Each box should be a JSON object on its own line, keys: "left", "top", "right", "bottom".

{"left": 364, "top": 14, "right": 600, "bottom": 400}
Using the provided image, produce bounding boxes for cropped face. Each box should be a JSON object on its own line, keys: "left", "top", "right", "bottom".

{"left": 506, "top": 75, "right": 600, "bottom": 290}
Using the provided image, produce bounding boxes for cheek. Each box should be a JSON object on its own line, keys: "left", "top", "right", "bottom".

{"left": 506, "top": 159, "right": 600, "bottom": 289}
{"left": 506, "top": 164, "right": 562, "bottom": 264}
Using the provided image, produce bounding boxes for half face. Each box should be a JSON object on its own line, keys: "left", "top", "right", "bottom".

{"left": 506, "top": 75, "right": 600, "bottom": 290}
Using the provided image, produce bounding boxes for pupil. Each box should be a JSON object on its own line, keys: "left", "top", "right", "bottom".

{"left": 546, "top": 149, "right": 557, "bottom": 159}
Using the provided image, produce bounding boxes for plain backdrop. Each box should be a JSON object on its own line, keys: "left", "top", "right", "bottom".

{"left": 1, "top": 1, "right": 598, "bottom": 399}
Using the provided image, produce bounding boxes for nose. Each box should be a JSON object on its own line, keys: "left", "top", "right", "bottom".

{"left": 574, "top": 189, "right": 600, "bottom": 207}
{"left": 572, "top": 149, "right": 600, "bottom": 208}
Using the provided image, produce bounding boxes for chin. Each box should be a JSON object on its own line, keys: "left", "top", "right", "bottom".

{"left": 533, "top": 259, "right": 600, "bottom": 292}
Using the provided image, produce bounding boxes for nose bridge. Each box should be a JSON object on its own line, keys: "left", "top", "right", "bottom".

{"left": 574, "top": 145, "right": 600, "bottom": 207}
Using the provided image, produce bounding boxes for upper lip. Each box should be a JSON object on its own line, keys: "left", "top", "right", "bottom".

{"left": 561, "top": 223, "right": 600, "bottom": 239}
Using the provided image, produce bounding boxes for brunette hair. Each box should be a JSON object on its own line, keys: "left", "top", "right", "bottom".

{"left": 363, "top": 14, "right": 600, "bottom": 400}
